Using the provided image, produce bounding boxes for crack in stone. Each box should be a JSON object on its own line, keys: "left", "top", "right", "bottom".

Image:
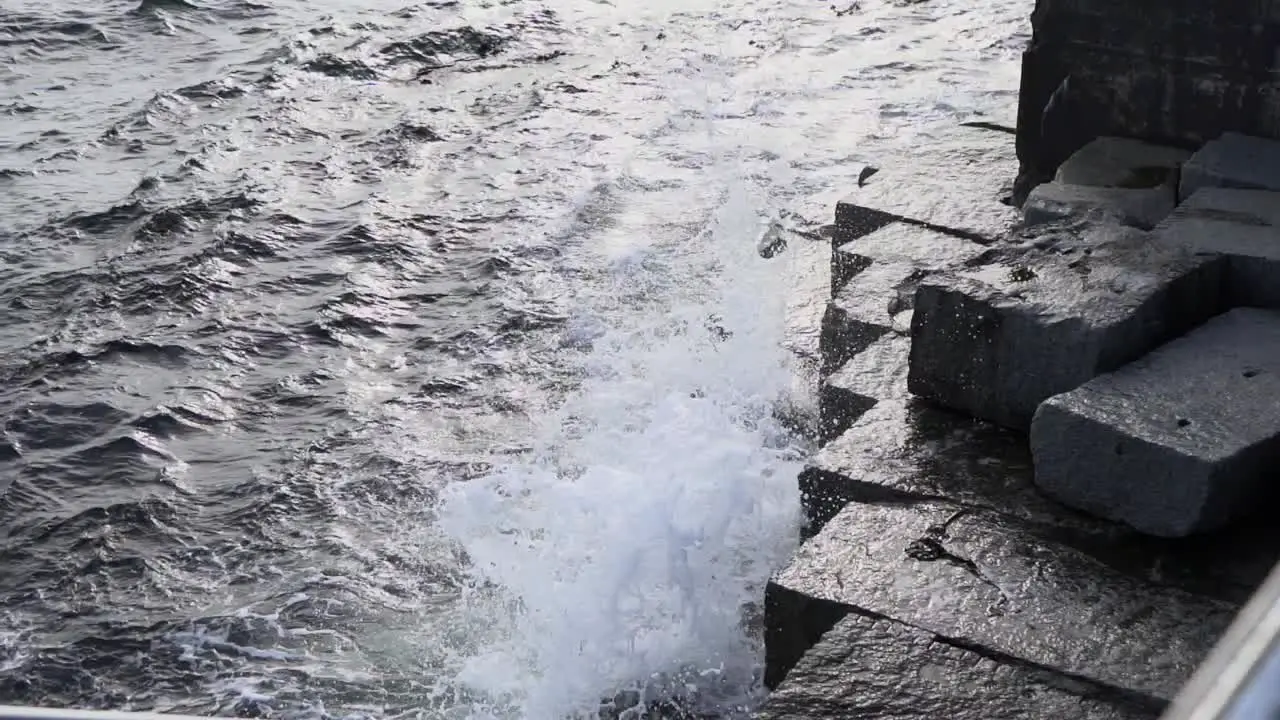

{"left": 903, "top": 509, "right": 1011, "bottom": 616}
{"left": 832, "top": 604, "right": 1167, "bottom": 715}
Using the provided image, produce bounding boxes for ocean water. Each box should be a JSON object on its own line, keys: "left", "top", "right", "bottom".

{"left": 0, "top": 1, "right": 1026, "bottom": 718}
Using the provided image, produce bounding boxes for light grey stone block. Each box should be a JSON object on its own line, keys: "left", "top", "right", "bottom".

{"left": 820, "top": 260, "right": 921, "bottom": 373}
{"left": 908, "top": 221, "right": 1225, "bottom": 429}
{"left": 1180, "top": 132, "right": 1280, "bottom": 201}
{"left": 831, "top": 221, "right": 988, "bottom": 294}
{"left": 818, "top": 333, "right": 909, "bottom": 443}
{"left": 1054, "top": 136, "right": 1190, "bottom": 188}
{"left": 1156, "top": 187, "right": 1280, "bottom": 308}
{"left": 835, "top": 126, "right": 1020, "bottom": 244}
{"left": 1023, "top": 181, "right": 1175, "bottom": 231}
{"left": 764, "top": 501, "right": 1234, "bottom": 705}
{"left": 1032, "top": 307, "right": 1280, "bottom": 538}
{"left": 760, "top": 612, "right": 1155, "bottom": 720}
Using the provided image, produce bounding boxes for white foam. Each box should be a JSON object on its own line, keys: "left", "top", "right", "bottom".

{"left": 437, "top": 173, "right": 803, "bottom": 719}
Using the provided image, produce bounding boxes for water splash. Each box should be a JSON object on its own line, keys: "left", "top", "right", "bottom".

{"left": 436, "top": 174, "right": 804, "bottom": 719}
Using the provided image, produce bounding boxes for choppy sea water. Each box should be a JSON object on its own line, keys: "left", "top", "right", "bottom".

{"left": 0, "top": 1, "right": 1026, "bottom": 718}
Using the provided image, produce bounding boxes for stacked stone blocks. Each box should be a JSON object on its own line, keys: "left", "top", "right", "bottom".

{"left": 760, "top": 126, "right": 1280, "bottom": 720}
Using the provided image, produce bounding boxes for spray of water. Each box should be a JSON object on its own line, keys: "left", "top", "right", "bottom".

{"left": 436, "top": 167, "right": 805, "bottom": 718}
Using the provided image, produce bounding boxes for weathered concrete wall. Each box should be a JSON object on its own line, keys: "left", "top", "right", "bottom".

{"left": 1016, "top": 0, "right": 1280, "bottom": 195}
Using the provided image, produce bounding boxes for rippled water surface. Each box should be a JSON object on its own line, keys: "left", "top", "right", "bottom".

{"left": 0, "top": 1, "right": 1026, "bottom": 718}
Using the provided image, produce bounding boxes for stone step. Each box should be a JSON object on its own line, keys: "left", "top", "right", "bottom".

{"left": 1156, "top": 187, "right": 1280, "bottom": 308}
{"left": 833, "top": 126, "right": 1019, "bottom": 245}
{"left": 758, "top": 612, "right": 1156, "bottom": 720}
{"left": 1032, "top": 307, "right": 1280, "bottom": 538}
{"left": 818, "top": 333, "right": 908, "bottom": 443}
{"left": 1180, "top": 133, "right": 1280, "bottom": 201}
{"left": 802, "top": 397, "right": 1280, "bottom": 603}
{"left": 1054, "top": 137, "right": 1191, "bottom": 189}
{"left": 801, "top": 396, "right": 1102, "bottom": 537}
{"left": 1023, "top": 181, "right": 1175, "bottom": 231}
{"left": 907, "top": 220, "right": 1225, "bottom": 430}
{"left": 764, "top": 501, "right": 1236, "bottom": 706}
{"left": 831, "top": 221, "right": 988, "bottom": 296}
{"left": 819, "top": 260, "right": 919, "bottom": 374}
{"left": 1023, "top": 137, "right": 1188, "bottom": 231}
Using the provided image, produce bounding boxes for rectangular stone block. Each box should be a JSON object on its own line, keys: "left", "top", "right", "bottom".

{"left": 804, "top": 395, "right": 1280, "bottom": 602}
{"left": 1055, "top": 137, "right": 1191, "bottom": 188}
{"left": 832, "top": 221, "right": 988, "bottom": 294}
{"left": 1157, "top": 187, "right": 1280, "bottom": 308}
{"left": 908, "top": 221, "right": 1226, "bottom": 430}
{"left": 820, "top": 260, "right": 919, "bottom": 373}
{"left": 818, "top": 333, "right": 908, "bottom": 443}
{"left": 800, "top": 397, "right": 1098, "bottom": 536}
{"left": 765, "top": 501, "right": 1235, "bottom": 706}
{"left": 835, "top": 126, "right": 1020, "bottom": 245}
{"left": 1024, "top": 181, "right": 1175, "bottom": 231}
{"left": 760, "top": 612, "right": 1155, "bottom": 720}
{"left": 1180, "top": 133, "right": 1280, "bottom": 201}
{"left": 1031, "top": 308, "right": 1280, "bottom": 538}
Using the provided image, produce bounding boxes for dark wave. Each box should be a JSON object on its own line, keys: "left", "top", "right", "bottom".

{"left": 379, "top": 26, "right": 508, "bottom": 65}
{"left": 0, "top": 14, "right": 116, "bottom": 52}
{"left": 0, "top": 0, "right": 597, "bottom": 716}
{"left": 131, "top": 0, "right": 203, "bottom": 16}
{"left": 7, "top": 401, "right": 134, "bottom": 452}
{"left": 301, "top": 54, "right": 380, "bottom": 81}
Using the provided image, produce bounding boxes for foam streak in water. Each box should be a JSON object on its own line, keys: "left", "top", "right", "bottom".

{"left": 437, "top": 178, "right": 803, "bottom": 720}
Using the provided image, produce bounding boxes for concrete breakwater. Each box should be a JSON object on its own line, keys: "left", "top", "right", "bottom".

{"left": 755, "top": 0, "right": 1280, "bottom": 715}
{"left": 758, "top": 121, "right": 1280, "bottom": 717}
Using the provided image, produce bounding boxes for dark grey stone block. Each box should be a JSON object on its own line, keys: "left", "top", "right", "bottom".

{"left": 818, "top": 333, "right": 909, "bottom": 443}
{"left": 1032, "top": 307, "right": 1280, "bottom": 538}
{"left": 1023, "top": 182, "right": 1174, "bottom": 231}
{"left": 764, "top": 501, "right": 1234, "bottom": 705}
{"left": 835, "top": 126, "right": 1020, "bottom": 245}
{"left": 800, "top": 397, "right": 1099, "bottom": 536}
{"left": 831, "top": 221, "right": 988, "bottom": 294}
{"left": 1015, "top": 3, "right": 1280, "bottom": 191}
{"left": 1055, "top": 137, "right": 1191, "bottom": 188}
{"left": 1156, "top": 187, "right": 1280, "bottom": 308}
{"left": 908, "top": 221, "right": 1225, "bottom": 429}
{"left": 759, "top": 612, "right": 1156, "bottom": 720}
{"left": 1180, "top": 133, "right": 1280, "bottom": 201}
{"left": 802, "top": 397, "right": 1280, "bottom": 606}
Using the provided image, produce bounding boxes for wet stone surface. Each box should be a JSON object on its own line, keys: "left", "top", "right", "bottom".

{"left": 802, "top": 394, "right": 1280, "bottom": 605}
{"left": 1180, "top": 132, "right": 1280, "bottom": 201}
{"left": 1033, "top": 307, "right": 1280, "bottom": 538}
{"left": 908, "top": 220, "right": 1225, "bottom": 429}
{"left": 1054, "top": 137, "right": 1190, "bottom": 190}
{"left": 820, "top": 261, "right": 921, "bottom": 373}
{"left": 819, "top": 333, "right": 909, "bottom": 443}
{"left": 799, "top": 397, "right": 1101, "bottom": 536}
{"left": 766, "top": 501, "right": 1234, "bottom": 706}
{"left": 1023, "top": 181, "right": 1174, "bottom": 231}
{"left": 834, "top": 126, "right": 1020, "bottom": 244}
{"left": 831, "top": 222, "right": 989, "bottom": 295}
{"left": 1156, "top": 187, "right": 1280, "bottom": 309}
{"left": 758, "top": 613, "right": 1157, "bottom": 720}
